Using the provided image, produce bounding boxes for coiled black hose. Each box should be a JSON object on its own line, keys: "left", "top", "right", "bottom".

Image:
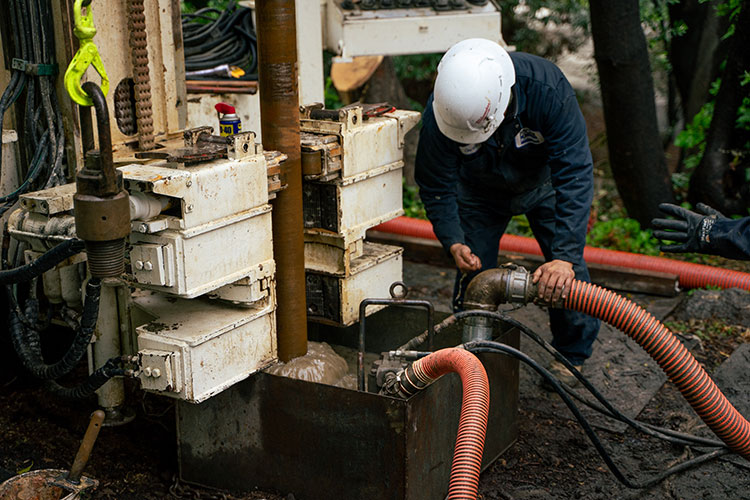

{"left": 0, "top": 239, "right": 85, "bottom": 285}
{"left": 181, "top": 2, "right": 258, "bottom": 78}
{"left": 10, "top": 278, "right": 101, "bottom": 380}
{"left": 46, "top": 356, "right": 125, "bottom": 400}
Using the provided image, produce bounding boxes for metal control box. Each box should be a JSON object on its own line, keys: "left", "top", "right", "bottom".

{"left": 300, "top": 108, "right": 419, "bottom": 180}
{"left": 133, "top": 289, "right": 277, "bottom": 403}
{"left": 119, "top": 145, "right": 274, "bottom": 299}
{"left": 304, "top": 162, "right": 404, "bottom": 275}
{"left": 306, "top": 242, "right": 403, "bottom": 325}
{"left": 325, "top": 0, "right": 503, "bottom": 58}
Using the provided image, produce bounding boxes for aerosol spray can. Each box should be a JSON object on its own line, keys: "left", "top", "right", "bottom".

{"left": 215, "top": 102, "right": 242, "bottom": 136}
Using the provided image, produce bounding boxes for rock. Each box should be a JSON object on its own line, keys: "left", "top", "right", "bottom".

{"left": 673, "top": 288, "right": 750, "bottom": 327}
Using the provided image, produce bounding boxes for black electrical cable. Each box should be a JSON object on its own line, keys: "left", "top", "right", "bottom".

{"left": 10, "top": 278, "right": 101, "bottom": 381}
{"left": 1, "top": 0, "right": 65, "bottom": 211}
{"left": 181, "top": 1, "right": 258, "bottom": 78}
{"left": 0, "top": 238, "right": 84, "bottom": 285}
{"left": 463, "top": 341, "right": 733, "bottom": 489}
{"left": 448, "top": 310, "right": 728, "bottom": 450}
{"left": 45, "top": 356, "right": 126, "bottom": 400}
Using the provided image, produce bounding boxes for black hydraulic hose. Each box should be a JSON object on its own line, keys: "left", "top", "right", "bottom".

{"left": 456, "top": 310, "right": 728, "bottom": 450}
{"left": 46, "top": 357, "right": 125, "bottom": 400}
{"left": 464, "top": 341, "right": 733, "bottom": 489}
{"left": 10, "top": 278, "right": 101, "bottom": 380}
{"left": 0, "top": 238, "right": 84, "bottom": 285}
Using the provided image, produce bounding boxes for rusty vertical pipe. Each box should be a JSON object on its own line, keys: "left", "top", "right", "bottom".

{"left": 256, "top": 0, "right": 307, "bottom": 361}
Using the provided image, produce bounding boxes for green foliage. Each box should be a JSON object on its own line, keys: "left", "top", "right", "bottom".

{"left": 402, "top": 179, "right": 426, "bottom": 220}
{"left": 586, "top": 218, "right": 661, "bottom": 255}
{"left": 181, "top": 0, "right": 233, "bottom": 15}
{"left": 506, "top": 215, "right": 534, "bottom": 238}
{"left": 324, "top": 77, "right": 343, "bottom": 110}
{"left": 500, "top": 0, "right": 590, "bottom": 53}
{"left": 674, "top": 1, "right": 750, "bottom": 179}
{"left": 393, "top": 54, "right": 442, "bottom": 82}
{"left": 674, "top": 100, "right": 714, "bottom": 171}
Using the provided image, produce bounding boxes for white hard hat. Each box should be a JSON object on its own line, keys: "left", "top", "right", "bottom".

{"left": 433, "top": 38, "right": 515, "bottom": 144}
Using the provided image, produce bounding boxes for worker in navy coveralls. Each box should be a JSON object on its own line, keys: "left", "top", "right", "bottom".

{"left": 415, "top": 38, "right": 601, "bottom": 383}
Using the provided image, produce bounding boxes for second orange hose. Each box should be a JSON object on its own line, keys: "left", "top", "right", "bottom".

{"left": 410, "top": 348, "right": 490, "bottom": 500}
{"left": 564, "top": 280, "right": 750, "bottom": 460}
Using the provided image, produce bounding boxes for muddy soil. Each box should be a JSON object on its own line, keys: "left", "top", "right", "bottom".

{"left": 1, "top": 259, "right": 749, "bottom": 500}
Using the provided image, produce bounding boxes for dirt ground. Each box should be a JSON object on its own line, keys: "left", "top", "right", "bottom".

{"left": 1, "top": 257, "right": 750, "bottom": 500}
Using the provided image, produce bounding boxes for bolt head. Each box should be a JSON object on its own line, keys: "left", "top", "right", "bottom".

{"left": 139, "top": 223, "right": 148, "bottom": 233}
{"left": 144, "top": 261, "right": 153, "bottom": 271}
{"left": 186, "top": 179, "right": 193, "bottom": 187}
{"left": 135, "top": 260, "right": 144, "bottom": 270}
{"left": 143, "top": 367, "right": 152, "bottom": 377}
{"left": 152, "top": 368, "right": 161, "bottom": 378}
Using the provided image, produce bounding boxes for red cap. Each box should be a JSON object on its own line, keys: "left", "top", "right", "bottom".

{"left": 214, "top": 102, "right": 236, "bottom": 115}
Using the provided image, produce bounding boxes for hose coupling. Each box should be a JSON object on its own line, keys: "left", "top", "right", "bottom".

{"left": 73, "top": 82, "right": 129, "bottom": 278}
{"left": 463, "top": 265, "right": 535, "bottom": 310}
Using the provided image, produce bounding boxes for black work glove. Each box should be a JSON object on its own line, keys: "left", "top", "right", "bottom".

{"left": 651, "top": 203, "right": 727, "bottom": 253}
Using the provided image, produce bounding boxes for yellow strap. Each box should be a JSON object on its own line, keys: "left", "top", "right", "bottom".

{"left": 63, "top": 0, "right": 109, "bottom": 106}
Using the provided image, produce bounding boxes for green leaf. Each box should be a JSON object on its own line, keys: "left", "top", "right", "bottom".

{"left": 17, "top": 462, "right": 33, "bottom": 474}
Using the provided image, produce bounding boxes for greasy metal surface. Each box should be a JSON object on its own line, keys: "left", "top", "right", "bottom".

{"left": 127, "top": 0, "right": 155, "bottom": 150}
{"left": 177, "top": 307, "right": 519, "bottom": 499}
{"left": 257, "top": 0, "right": 307, "bottom": 361}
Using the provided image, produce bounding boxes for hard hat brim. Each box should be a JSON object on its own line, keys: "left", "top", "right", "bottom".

{"left": 434, "top": 104, "right": 496, "bottom": 144}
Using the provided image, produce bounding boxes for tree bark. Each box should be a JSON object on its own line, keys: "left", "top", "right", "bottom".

{"left": 668, "top": 0, "right": 729, "bottom": 126}
{"left": 688, "top": 2, "right": 750, "bottom": 215}
{"left": 589, "top": 0, "right": 675, "bottom": 226}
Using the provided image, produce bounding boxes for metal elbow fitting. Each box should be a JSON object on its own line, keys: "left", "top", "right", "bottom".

{"left": 73, "top": 82, "right": 130, "bottom": 278}
{"left": 463, "top": 265, "right": 535, "bottom": 310}
{"left": 461, "top": 266, "right": 536, "bottom": 343}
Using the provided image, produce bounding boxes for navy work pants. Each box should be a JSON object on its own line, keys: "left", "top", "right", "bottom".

{"left": 452, "top": 181, "right": 600, "bottom": 365}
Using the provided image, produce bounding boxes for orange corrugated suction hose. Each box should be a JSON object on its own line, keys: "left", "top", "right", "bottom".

{"left": 401, "top": 348, "right": 490, "bottom": 500}
{"left": 564, "top": 280, "right": 750, "bottom": 459}
{"left": 373, "top": 216, "right": 750, "bottom": 291}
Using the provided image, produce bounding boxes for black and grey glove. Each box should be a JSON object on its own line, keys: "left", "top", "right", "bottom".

{"left": 651, "top": 203, "right": 727, "bottom": 253}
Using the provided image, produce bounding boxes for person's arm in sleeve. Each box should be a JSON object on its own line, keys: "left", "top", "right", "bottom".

{"left": 531, "top": 84, "right": 594, "bottom": 303}
{"left": 415, "top": 99, "right": 479, "bottom": 272}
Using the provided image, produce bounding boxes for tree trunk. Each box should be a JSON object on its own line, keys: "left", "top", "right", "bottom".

{"left": 688, "top": 2, "right": 750, "bottom": 215}
{"left": 589, "top": 0, "right": 675, "bottom": 226}
{"left": 668, "top": 0, "right": 729, "bottom": 126}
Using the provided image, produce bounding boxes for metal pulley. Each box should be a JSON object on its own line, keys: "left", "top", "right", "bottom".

{"left": 73, "top": 82, "right": 130, "bottom": 278}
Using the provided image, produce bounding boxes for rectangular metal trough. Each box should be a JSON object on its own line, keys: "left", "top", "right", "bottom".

{"left": 177, "top": 307, "right": 519, "bottom": 499}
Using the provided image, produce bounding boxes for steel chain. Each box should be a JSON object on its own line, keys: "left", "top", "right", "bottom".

{"left": 127, "top": 0, "right": 155, "bottom": 150}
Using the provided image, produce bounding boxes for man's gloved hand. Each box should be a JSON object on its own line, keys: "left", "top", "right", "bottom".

{"left": 449, "top": 243, "right": 481, "bottom": 273}
{"left": 651, "top": 203, "right": 727, "bottom": 253}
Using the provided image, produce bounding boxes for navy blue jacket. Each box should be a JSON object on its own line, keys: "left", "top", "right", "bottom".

{"left": 709, "top": 218, "right": 750, "bottom": 260}
{"left": 415, "top": 52, "right": 594, "bottom": 263}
